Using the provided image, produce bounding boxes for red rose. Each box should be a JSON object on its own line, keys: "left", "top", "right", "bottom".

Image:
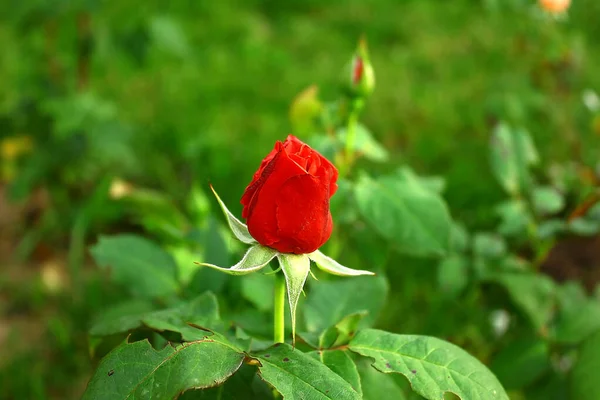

{"left": 240, "top": 135, "right": 338, "bottom": 254}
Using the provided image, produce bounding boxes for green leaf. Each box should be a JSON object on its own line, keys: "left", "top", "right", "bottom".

{"left": 304, "top": 275, "right": 388, "bottom": 334}
{"left": 242, "top": 272, "right": 275, "bottom": 312}
{"left": 82, "top": 338, "right": 245, "bottom": 400}
{"left": 437, "top": 255, "right": 469, "bottom": 298}
{"left": 532, "top": 186, "right": 564, "bottom": 215}
{"left": 309, "top": 350, "right": 362, "bottom": 395}
{"left": 354, "top": 173, "right": 451, "bottom": 257}
{"left": 301, "top": 312, "right": 367, "bottom": 349}
{"left": 198, "top": 245, "right": 277, "bottom": 275}
{"left": 337, "top": 123, "right": 389, "bottom": 162}
{"left": 488, "top": 272, "right": 556, "bottom": 331}
{"left": 571, "top": 330, "right": 600, "bottom": 400}
{"left": 308, "top": 250, "right": 374, "bottom": 276}
{"left": 495, "top": 200, "right": 532, "bottom": 238}
{"left": 357, "top": 359, "right": 407, "bottom": 400}
{"left": 210, "top": 185, "right": 256, "bottom": 245}
{"left": 254, "top": 343, "right": 361, "bottom": 400}
{"left": 472, "top": 233, "right": 507, "bottom": 260}
{"left": 489, "top": 123, "right": 537, "bottom": 196}
{"left": 349, "top": 329, "right": 509, "bottom": 400}
{"left": 553, "top": 282, "right": 600, "bottom": 345}
{"left": 90, "top": 292, "right": 222, "bottom": 341}
{"left": 90, "top": 234, "right": 179, "bottom": 299}
{"left": 278, "top": 253, "right": 311, "bottom": 342}
{"left": 490, "top": 338, "right": 550, "bottom": 390}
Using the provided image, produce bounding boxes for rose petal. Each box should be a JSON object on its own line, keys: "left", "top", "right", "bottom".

{"left": 246, "top": 148, "right": 308, "bottom": 247}
{"left": 274, "top": 174, "right": 332, "bottom": 253}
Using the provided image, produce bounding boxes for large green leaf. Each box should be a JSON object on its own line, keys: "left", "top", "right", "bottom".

{"left": 90, "top": 292, "right": 222, "bottom": 341}
{"left": 571, "top": 330, "right": 600, "bottom": 400}
{"left": 349, "top": 329, "right": 509, "bottom": 400}
{"left": 357, "top": 359, "right": 406, "bottom": 400}
{"left": 254, "top": 343, "right": 361, "bottom": 400}
{"left": 308, "top": 350, "right": 362, "bottom": 395}
{"left": 90, "top": 234, "right": 179, "bottom": 298}
{"left": 354, "top": 173, "right": 451, "bottom": 256}
{"left": 82, "top": 338, "right": 245, "bottom": 400}
{"left": 304, "top": 275, "right": 388, "bottom": 335}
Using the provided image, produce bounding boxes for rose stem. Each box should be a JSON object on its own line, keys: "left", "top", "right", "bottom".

{"left": 273, "top": 272, "right": 286, "bottom": 343}
{"left": 342, "top": 98, "right": 364, "bottom": 177}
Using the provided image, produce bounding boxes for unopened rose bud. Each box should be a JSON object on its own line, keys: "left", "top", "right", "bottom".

{"left": 343, "top": 38, "right": 375, "bottom": 99}
{"left": 539, "top": 0, "right": 570, "bottom": 14}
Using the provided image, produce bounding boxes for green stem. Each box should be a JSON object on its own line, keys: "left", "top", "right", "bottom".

{"left": 342, "top": 99, "right": 364, "bottom": 177}
{"left": 274, "top": 272, "right": 286, "bottom": 344}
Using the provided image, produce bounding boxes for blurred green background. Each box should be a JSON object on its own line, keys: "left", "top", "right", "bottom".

{"left": 1, "top": 0, "right": 599, "bottom": 399}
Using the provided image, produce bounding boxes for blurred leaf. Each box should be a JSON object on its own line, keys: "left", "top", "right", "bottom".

{"left": 490, "top": 123, "right": 537, "bottom": 196}
{"left": 553, "top": 282, "right": 600, "bottom": 345}
{"left": 537, "top": 219, "right": 566, "bottom": 240}
{"left": 354, "top": 173, "right": 452, "bottom": 257}
{"left": 337, "top": 123, "right": 389, "bottom": 162}
{"left": 488, "top": 272, "right": 556, "bottom": 331}
{"left": 567, "top": 218, "right": 600, "bottom": 236}
{"left": 437, "top": 254, "right": 469, "bottom": 298}
{"left": 571, "top": 330, "right": 600, "bottom": 400}
{"left": 254, "top": 343, "right": 361, "bottom": 400}
{"left": 82, "top": 338, "right": 244, "bottom": 400}
{"left": 473, "top": 233, "right": 507, "bottom": 259}
{"left": 349, "top": 329, "right": 509, "bottom": 400}
{"left": 90, "top": 234, "right": 179, "bottom": 299}
{"left": 148, "top": 16, "right": 190, "bottom": 58}
{"left": 495, "top": 200, "right": 532, "bottom": 238}
{"left": 289, "top": 85, "right": 323, "bottom": 135}
{"left": 490, "top": 338, "right": 550, "bottom": 390}
{"left": 241, "top": 272, "right": 274, "bottom": 312}
{"left": 308, "top": 350, "right": 362, "bottom": 395}
{"left": 532, "top": 186, "right": 564, "bottom": 216}
{"left": 357, "top": 359, "right": 407, "bottom": 400}
{"left": 450, "top": 222, "right": 470, "bottom": 252}
{"left": 90, "top": 292, "right": 222, "bottom": 341}
{"left": 395, "top": 167, "right": 446, "bottom": 194}
{"left": 304, "top": 275, "right": 388, "bottom": 335}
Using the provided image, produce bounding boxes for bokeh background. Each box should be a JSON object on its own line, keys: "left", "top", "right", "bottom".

{"left": 1, "top": 0, "right": 599, "bottom": 399}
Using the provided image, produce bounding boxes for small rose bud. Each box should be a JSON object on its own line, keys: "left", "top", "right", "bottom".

{"left": 343, "top": 38, "right": 375, "bottom": 99}
{"left": 539, "top": 0, "right": 570, "bottom": 14}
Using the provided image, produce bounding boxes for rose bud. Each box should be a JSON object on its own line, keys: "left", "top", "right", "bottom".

{"left": 539, "top": 0, "right": 570, "bottom": 14}
{"left": 240, "top": 135, "right": 338, "bottom": 254}
{"left": 343, "top": 38, "right": 375, "bottom": 99}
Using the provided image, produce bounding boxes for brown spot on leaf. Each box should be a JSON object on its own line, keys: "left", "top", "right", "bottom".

{"left": 108, "top": 370, "right": 114, "bottom": 377}
{"left": 264, "top": 354, "right": 270, "bottom": 358}
{"left": 386, "top": 362, "right": 392, "bottom": 369}
{"left": 411, "top": 370, "right": 417, "bottom": 374}
{"left": 283, "top": 357, "right": 290, "bottom": 362}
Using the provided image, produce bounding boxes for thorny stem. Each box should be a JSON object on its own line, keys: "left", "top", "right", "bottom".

{"left": 274, "top": 272, "right": 286, "bottom": 344}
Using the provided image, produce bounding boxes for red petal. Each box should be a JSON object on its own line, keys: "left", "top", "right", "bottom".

{"left": 274, "top": 174, "right": 332, "bottom": 254}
